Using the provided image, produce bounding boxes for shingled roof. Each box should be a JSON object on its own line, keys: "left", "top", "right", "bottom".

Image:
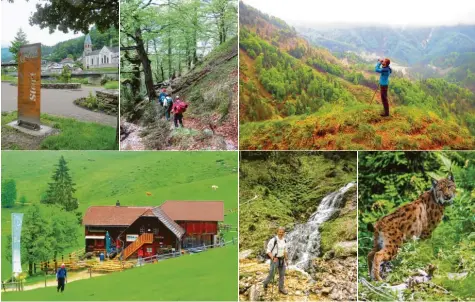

{"left": 83, "top": 206, "right": 152, "bottom": 226}
{"left": 161, "top": 201, "right": 224, "bottom": 222}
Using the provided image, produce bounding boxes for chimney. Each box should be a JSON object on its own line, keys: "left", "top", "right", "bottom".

{"left": 116, "top": 200, "right": 120, "bottom": 207}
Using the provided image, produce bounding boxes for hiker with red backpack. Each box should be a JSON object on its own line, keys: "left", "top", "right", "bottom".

{"left": 171, "top": 95, "right": 188, "bottom": 128}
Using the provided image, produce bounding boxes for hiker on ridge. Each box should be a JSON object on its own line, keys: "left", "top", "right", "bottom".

{"left": 263, "top": 226, "right": 289, "bottom": 295}
{"left": 374, "top": 58, "right": 392, "bottom": 117}
{"left": 171, "top": 95, "right": 188, "bottom": 128}
{"left": 56, "top": 263, "right": 67, "bottom": 293}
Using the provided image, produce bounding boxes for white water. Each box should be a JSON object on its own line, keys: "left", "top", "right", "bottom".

{"left": 286, "top": 182, "right": 356, "bottom": 271}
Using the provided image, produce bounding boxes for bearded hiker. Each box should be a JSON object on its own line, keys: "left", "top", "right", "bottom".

{"left": 263, "top": 227, "right": 289, "bottom": 295}
{"left": 171, "top": 95, "right": 188, "bottom": 128}
{"left": 374, "top": 58, "right": 392, "bottom": 117}
{"left": 56, "top": 263, "right": 67, "bottom": 293}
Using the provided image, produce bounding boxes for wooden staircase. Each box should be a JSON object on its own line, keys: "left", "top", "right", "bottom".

{"left": 122, "top": 233, "right": 153, "bottom": 260}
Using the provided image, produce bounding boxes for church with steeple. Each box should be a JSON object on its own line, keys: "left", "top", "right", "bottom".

{"left": 82, "top": 33, "right": 119, "bottom": 69}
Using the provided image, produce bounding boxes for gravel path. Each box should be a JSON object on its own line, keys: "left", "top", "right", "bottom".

{"left": 1, "top": 82, "right": 116, "bottom": 127}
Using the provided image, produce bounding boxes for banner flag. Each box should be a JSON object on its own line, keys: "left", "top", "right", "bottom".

{"left": 12, "top": 213, "right": 24, "bottom": 274}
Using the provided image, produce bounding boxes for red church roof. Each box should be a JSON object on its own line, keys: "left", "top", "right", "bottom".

{"left": 160, "top": 201, "right": 224, "bottom": 222}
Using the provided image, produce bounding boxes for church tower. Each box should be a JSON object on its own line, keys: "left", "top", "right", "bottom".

{"left": 84, "top": 33, "right": 92, "bottom": 55}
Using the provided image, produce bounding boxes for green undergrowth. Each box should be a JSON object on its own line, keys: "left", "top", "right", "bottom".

{"left": 239, "top": 103, "right": 474, "bottom": 150}
{"left": 1, "top": 111, "right": 117, "bottom": 150}
{"left": 239, "top": 152, "right": 356, "bottom": 256}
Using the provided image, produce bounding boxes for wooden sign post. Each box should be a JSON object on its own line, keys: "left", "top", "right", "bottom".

{"left": 17, "top": 43, "right": 41, "bottom": 130}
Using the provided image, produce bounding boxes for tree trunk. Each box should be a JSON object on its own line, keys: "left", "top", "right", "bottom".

{"left": 134, "top": 28, "right": 157, "bottom": 100}
{"left": 167, "top": 0, "right": 172, "bottom": 79}
{"left": 28, "top": 262, "right": 33, "bottom": 276}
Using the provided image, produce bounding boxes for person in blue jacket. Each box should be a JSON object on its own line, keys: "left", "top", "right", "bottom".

{"left": 56, "top": 263, "right": 67, "bottom": 293}
{"left": 375, "top": 58, "right": 392, "bottom": 117}
{"left": 158, "top": 89, "right": 168, "bottom": 106}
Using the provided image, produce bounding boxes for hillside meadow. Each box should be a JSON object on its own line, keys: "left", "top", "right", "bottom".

{"left": 2, "top": 245, "right": 238, "bottom": 301}
{"left": 1, "top": 151, "right": 238, "bottom": 280}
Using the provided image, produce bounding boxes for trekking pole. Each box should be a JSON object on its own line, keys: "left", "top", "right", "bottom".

{"left": 370, "top": 84, "right": 379, "bottom": 105}
{"left": 270, "top": 264, "right": 276, "bottom": 302}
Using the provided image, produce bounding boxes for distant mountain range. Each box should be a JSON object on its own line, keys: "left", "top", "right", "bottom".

{"left": 296, "top": 24, "right": 475, "bottom": 66}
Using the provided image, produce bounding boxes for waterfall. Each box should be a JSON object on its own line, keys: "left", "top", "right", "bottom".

{"left": 286, "top": 182, "right": 356, "bottom": 271}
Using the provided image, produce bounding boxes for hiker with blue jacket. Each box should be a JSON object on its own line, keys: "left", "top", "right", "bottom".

{"left": 263, "top": 227, "right": 288, "bottom": 295}
{"left": 158, "top": 89, "right": 168, "bottom": 106}
{"left": 375, "top": 58, "right": 392, "bottom": 117}
{"left": 56, "top": 263, "right": 67, "bottom": 293}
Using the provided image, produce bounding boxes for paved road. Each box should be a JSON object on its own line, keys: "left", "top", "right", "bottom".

{"left": 1, "top": 82, "right": 116, "bottom": 127}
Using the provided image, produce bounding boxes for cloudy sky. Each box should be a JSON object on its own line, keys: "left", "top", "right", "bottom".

{"left": 1, "top": 0, "right": 83, "bottom": 47}
{"left": 242, "top": 0, "right": 475, "bottom": 26}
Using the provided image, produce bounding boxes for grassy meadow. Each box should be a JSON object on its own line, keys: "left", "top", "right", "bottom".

{"left": 1, "top": 111, "right": 118, "bottom": 150}
{"left": 1, "top": 151, "right": 238, "bottom": 288}
{"left": 2, "top": 245, "right": 238, "bottom": 301}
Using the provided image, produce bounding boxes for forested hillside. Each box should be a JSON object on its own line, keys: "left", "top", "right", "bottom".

{"left": 1, "top": 27, "right": 118, "bottom": 63}
{"left": 239, "top": 2, "right": 475, "bottom": 150}
{"left": 120, "top": 0, "right": 238, "bottom": 150}
{"left": 297, "top": 25, "right": 475, "bottom": 91}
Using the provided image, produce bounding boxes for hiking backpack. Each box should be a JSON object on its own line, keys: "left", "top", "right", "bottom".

{"left": 163, "top": 96, "right": 172, "bottom": 108}
{"left": 266, "top": 236, "right": 285, "bottom": 258}
{"left": 175, "top": 101, "right": 188, "bottom": 114}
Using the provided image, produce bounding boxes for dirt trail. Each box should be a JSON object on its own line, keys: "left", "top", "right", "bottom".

{"left": 22, "top": 270, "right": 105, "bottom": 291}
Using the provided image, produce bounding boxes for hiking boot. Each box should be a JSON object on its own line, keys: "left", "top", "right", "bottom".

{"left": 279, "top": 289, "right": 288, "bottom": 295}
{"left": 263, "top": 283, "right": 268, "bottom": 290}
{"left": 380, "top": 113, "right": 390, "bottom": 117}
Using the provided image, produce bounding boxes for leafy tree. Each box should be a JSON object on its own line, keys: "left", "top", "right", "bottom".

{"left": 59, "top": 66, "right": 72, "bottom": 83}
{"left": 27, "top": 0, "right": 118, "bottom": 34}
{"left": 19, "top": 196, "right": 27, "bottom": 207}
{"left": 41, "top": 156, "right": 78, "bottom": 211}
{"left": 20, "top": 203, "right": 54, "bottom": 276}
{"left": 5, "top": 204, "right": 80, "bottom": 276}
{"left": 9, "top": 28, "right": 29, "bottom": 63}
{"left": 1, "top": 179, "right": 17, "bottom": 208}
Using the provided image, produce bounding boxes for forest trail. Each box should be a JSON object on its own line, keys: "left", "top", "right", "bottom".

{"left": 121, "top": 38, "right": 238, "bottom": 151}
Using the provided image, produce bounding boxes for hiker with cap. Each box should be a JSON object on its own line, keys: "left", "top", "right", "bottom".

{"left": 374, "top": 58, "right": 392, "bottom": 117}
{"left": 171, "top": 95, "right": 188, "bottom": 128}
{"left": 263, "top": 226, "right": 289, "bottom": 295}
{"left": 56, "top": 263, "right": 67, "bottom": 293}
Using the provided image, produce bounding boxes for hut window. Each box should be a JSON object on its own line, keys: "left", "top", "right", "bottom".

{"left": 140, "top": 226, "right": 145, "bottom": 234}
{"left": 153, "top": 228, "right": 159, "bottom": 235}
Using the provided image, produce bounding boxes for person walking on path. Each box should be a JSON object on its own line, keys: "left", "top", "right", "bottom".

{"left": 263, "top": 227, "right": 289, "bottom": 295}
{"left": 171, "top": 96, "right": 188, "bottom": 128}
{"left": 56, "top": 263, "right": 67, "bottom": 293}
{"left": 374, "top": 58, "right": 392, "bottom": 117}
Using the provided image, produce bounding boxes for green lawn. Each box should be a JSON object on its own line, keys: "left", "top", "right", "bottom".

{"left": 103, "top": 81, "right": 119, "bottom": 89}
{"left": 87, "top": 67, "right": 118, "bottom": 73}
{"left": 1, "top": 74, "right": 17, "bottom": 82}
{"left": 1, "top": 151, "right": 238, "bottom": 280}
{"left": 1, "top": 111, "right": 118, "bottom": 150}
{"left": 1, "top": 245, "right": 238, "bottom": 301}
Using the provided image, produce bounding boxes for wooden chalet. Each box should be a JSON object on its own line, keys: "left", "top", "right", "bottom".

{"left": 82, "top": 200, "right": 224, "bottom": 260}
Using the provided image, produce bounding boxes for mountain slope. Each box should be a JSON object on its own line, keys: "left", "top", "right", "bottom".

{"left": 239, "top": 2, "right": 475, "bottom": 150}
{"left": 297, "top": 25, "right": 475, "bottom": 65}
{"left": 2, "top": 245, "right": 238, "bottom": 301}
